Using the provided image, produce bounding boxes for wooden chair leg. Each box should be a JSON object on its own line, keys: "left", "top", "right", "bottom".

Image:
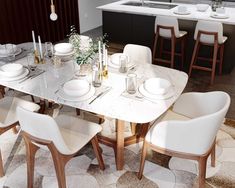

{"left": 50, "top": 151, "right": 68, "bottom": 188}
{"left": 211, "top": 43, "right": 219, "bottom": 85}
{"left": 24, "top": 140, "right": 39, "bottom": 188}
{"left": 159, "top": 37, "right": 164, "bottom": 58}
{"left": 189, "top": 40, "right": 200, "bottom": 77}
{"left": 76, "top": 108, "right": 81, "bottom": 116}
{"left": 181, "top": 37, "right": 186, "bottom": 69}
{"left": 138, "top": 140, "right": 148, "bottom": 179}
{"left": 91, "top": 135, "right": 105, "bottom": 170}
{"left": 39, "top": 99, "right": 46, "bottom": 114}
{"left": 170, "top": 37, "right": 176, "bottom": 68}
{"left": 211, "top": 141, "right": 216, "bottom": 167}
{"left": 130, "top": 122, "right": 137, "bottom": 135}
{"left": 198, "top": 157, "right": 207, "bottom": 188}
{"left": 12, "top": 126, "right": 18, "bottom": 134}
{"left": 0, "top": 149, "right": 4, "bottom": 177}
{"left": 219, "top": 44, "right": 224, "bottom": 75}
{"left": 152, "top": 33, "right": 159, "bottom": 64}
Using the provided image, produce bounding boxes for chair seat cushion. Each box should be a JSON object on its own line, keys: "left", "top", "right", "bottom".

{"left": 146, "top": 109, "right": 190, "bottom": 144}
{"left": 55, "top": 114, "right": 102, "bottom": 153}
{"left": 178, "top": 31, "right": 187, "bottom": 38}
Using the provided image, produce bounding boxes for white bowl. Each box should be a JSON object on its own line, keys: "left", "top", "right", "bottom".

{"left": 196, "top": 4, "right": 209, "bottom": 12}
{"left": 0, "top": 63, "right": 23, "bottom": 77}
{"left": 63, "top": 79, "right": 90, "bottom": 97}
{"left": 144, "top": 78, "right": 171, "bottom": 95}
{"left": 54, "top": 43, "right": 73, "bottom": 54}
{"left": 177, "top": 6, "right": 188, "bottom": 13}
{"left": 0, "top": 44, "right": 17, "bottom": 55}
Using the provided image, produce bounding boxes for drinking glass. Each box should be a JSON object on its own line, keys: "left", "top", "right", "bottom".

{"left": 126, "top": 73, "right": 137, "bottom": 94}
{"left": 92, "top": 65, "right": 102, "bottom": 87}
{"left": 44, "top": 42, "right": 53, "bottom": 58}
{"left": 119, "top": 54, "right": 128, "bottom": 73}
{"left": 27, "top": 53, "right": 37, "bottom": 71}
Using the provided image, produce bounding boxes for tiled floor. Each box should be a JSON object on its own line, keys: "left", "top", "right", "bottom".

{"left": 83, "top": 26, "right": 235, "bottom": 119}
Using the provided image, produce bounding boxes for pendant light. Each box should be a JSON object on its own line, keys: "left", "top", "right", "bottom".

{"left": 50, "top": 0, "right": 58, "bottom": 21}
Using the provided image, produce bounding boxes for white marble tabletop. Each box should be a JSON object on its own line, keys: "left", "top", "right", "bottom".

{"left": 98, "top": 0, "right": 235, "bottom": 25}
{"left": 0, "top": 43, "right": 188, "bottom": 124}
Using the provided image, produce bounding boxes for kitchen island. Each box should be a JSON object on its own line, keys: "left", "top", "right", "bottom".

{"left": 98, "top": 0, "right": 235, "bottom": 73}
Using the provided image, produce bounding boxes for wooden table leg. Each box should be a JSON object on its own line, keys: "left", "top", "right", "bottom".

{"left": 116, "top": 119, "right": 125, "bottom": 170}
{"left": 0, "top": 150, "right": 4, "bottom": 177}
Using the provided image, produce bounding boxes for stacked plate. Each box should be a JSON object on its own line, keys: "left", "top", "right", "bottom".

{"left": 54, "top": 43, "right": 74, "bottom": 61}
{"left": 0, "top": 44, "right": 22, "bottom": 58}
{"left": 0, "top": 63, "right": 29, "bottom": 81}
{"left": 108, "top": 53, "right": 134, "bottom": 69}
{"left": 57, "top": 79, "right": 95, "bottom": 102}
{"left": 139, "top": 78, "right": 174, "bottom": 100}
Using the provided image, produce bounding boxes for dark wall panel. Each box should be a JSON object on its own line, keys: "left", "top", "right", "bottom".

{"left": 0, "top": 0, "right": 80, "bottom": 44}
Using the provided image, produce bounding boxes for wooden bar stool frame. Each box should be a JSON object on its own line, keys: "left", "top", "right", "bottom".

{"left": 21, "top": 131, "right": 104, "bottom": 188}
{"left": 152, "top": 25, "right": 186, "bottom": 69}
{"left": 189, "top": 30, "right": 225, "bottom": 85}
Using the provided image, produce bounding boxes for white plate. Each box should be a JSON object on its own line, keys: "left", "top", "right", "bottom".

{"left": 139, "top": 84, "right": 174, "bottom": 100}
{"left": 108, "top": 53, "right": 134, "bottom": 69}
{"left": 0, "top": 48, "right": 22, "bottom": 58}
{"left": 54, "top": 50, "right": 75, "bottom": 56}
{"left": 58, "top": 85, "right": 95, "bottom": 102}
{"left": 210, "top": 13, "right": 229, "bottom": 19}
{"left": 63, "top": 79, "right": 90, "bottom": 97}
{"left": 144, "top": 78, "right": 171, "bottom": 95}
{"left": 0, "top": 67, "right": 29, "bottom": 81}
{"left": 173, "top": 10, "right": 191, "bottom": 15}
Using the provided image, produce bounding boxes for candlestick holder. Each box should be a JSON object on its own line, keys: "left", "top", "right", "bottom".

{"left": 102, "top": 65, "right": 108, "bottom": 79}
{"left": 34, "top": 50, "right": 45, "bottom": 64}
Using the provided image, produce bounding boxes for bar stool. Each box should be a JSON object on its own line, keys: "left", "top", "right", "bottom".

{"left": 152, "top": 16, "right": 187, "bottom": 69}
{"left": 189, "top": 20, "right": 227, "bottom": 85}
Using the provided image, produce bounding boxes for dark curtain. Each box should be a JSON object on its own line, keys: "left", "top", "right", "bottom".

{"left": 0, "top": 0, "right": 80, "bottom": 44}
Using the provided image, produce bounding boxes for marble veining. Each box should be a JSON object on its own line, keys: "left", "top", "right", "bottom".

{"left": 0, "top": 43, "right": 188, "bottom": 124}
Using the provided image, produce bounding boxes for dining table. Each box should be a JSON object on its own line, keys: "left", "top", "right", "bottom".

{"left": 0, "top": 42, "right": 188, "bottom": 170}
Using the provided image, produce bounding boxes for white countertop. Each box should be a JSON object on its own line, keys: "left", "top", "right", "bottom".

{"left": 0, "top": 43, "right": 188, "bottom": 124}
{"left": 98, "top": 0, "right": 235, "bottom": 25}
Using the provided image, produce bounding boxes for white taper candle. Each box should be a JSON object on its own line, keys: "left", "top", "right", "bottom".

{"left": 32, "top": 30, "right": 36, "bottom": 51}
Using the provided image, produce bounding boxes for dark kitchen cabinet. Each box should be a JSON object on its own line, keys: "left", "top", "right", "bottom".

{"left": 103, "top": 11, "right": 155, "bottom": 48}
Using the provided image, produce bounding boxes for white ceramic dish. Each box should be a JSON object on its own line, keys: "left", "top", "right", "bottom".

{"left": 108, "top": 53, "right": 134, "bottom": 69}
{"left": 0, "top": 67, "right": 29, "bottom": 81}
{"left": 0, "top": 47, "right": 22, "bottom": 58}
{"left": 58, "top": 85, "right": 95, "bottom": 102}
{"left": 144, "top": 78, "right": 171, "bottom": 95}
{"left": 0, "top": 44, "right": 17, "bottom": 55}
{"left": 54, "top": 43, "right": 73, "bottom": 54}
{"left": 210, "top": 13, "right": 229, "bottom": 19}
{"left": 0, "top": 63, "right": 23, "bottom": 77}
{"left": 196, "top": 4, "right": 209, "bottom": 12}
{"left": 63, "top": 79, "right": 90, "bottom": 97}
{"left": 139, "top": 84, "right": 174, "bottom": 100}
{"left": 173, "top": 10, "right": 191, "bottom": 15}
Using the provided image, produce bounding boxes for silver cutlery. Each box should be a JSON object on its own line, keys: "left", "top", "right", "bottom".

{"left": 89, "top": 87, "right": 112, "bottom": 104}
{"left": 18, "top": 70, "right": 45, "bottom": 83}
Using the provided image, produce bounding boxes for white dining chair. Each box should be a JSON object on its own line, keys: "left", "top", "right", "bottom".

{"left": 189, "top": 20, "right": 227, "bottom": 84}
{"left": 17, "top": 107, "right": 105, "bottom": 188}
{"left": 0, "top": 96, "right": 40, "bottom": 177}
{"left": 123, "top": 44, "right": 152, "bottom": 64}
{"left": 153, "top": 15, "right": 187, "bottom": 68}
{"left": 138, "top": 91, "right": 230, "bottom": 188}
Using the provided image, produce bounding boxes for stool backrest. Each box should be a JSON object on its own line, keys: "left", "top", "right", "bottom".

{"left": 155, "top": 16, "right": 180, "bottom": 38}
{"left": 194, "top": 20, "right": 224, "bottom": 44}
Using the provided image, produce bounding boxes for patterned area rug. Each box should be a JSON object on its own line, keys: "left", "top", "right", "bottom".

{"left": 0, "top": 104, "right": 235, "bottom": 188}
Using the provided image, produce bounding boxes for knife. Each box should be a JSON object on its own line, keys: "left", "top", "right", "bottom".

{"left": 89, "top": 87, "right": 111, "bottom": 104}
{"left": 30, "top": 70, "right": 45, "bottom": 79}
